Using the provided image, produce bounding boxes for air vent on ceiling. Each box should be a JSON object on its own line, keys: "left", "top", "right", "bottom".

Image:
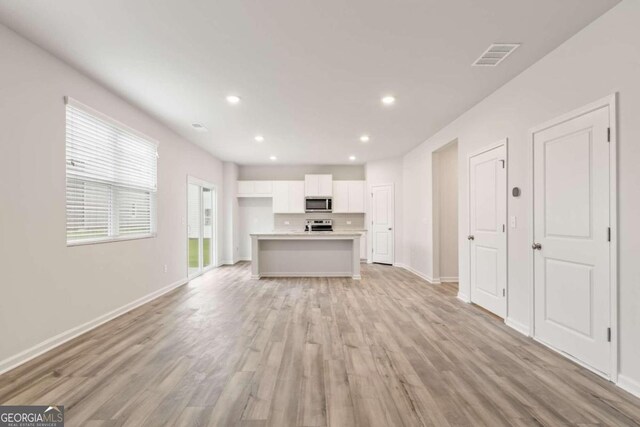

{"left": 472, "top": 43, "right": 520, "bottom": 67}
{"left": 191, "top": 123, "right": 208, "bottom": 131}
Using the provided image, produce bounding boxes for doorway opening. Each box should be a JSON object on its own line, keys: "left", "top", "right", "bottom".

{"left": 188, "top": 176, "right": 217, "bottom": 278}
{"left": 432, "top": 139, "right": 459, "bottom": 285}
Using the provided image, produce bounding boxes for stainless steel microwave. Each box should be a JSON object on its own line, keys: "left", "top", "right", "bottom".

{"left": 305, "top": 197, "right": 332, "bottom": 212}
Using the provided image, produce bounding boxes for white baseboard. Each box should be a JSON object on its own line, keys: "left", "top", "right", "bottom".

{"left": 505, "top": 317, "right": 531, "bottom": 336}
{"left": 220, "top": 259, "right": 239, "bottom": 265}
{"left": 440, "top": 276, "right": 459, "bottom": 283}
{"left": 0, "top": 277, "right": 188, "bottom": 376}
{"left": 395, "top": 263, "right": 440, "bottom": 284}
{"left": 617, "top": 374, "right": 640, "bottom": 399}
{"left": 457, "top": 292, "right": 471, "bottom": 303}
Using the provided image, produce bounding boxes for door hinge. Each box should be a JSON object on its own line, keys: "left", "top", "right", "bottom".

{"left": 607, "top": 227, "right": 611, "bottom": 242}
{"left": 607, "top": 327, "right": 611, "bottom": 342}
{"left": 502, "top": 289, "right": 506, "bottom": 297}
{"left": 502, "top": 224, "right": 505, "bottom": 232}
{"left": 607, "top": 127, "right": 611, "bottom": 142}
{"left": 499, "top": 159, "right": 505, "bottom": 169}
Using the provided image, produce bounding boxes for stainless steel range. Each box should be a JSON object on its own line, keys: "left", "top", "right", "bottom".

{"left": 304, "top": 219, "right": 333, "bottom": 232}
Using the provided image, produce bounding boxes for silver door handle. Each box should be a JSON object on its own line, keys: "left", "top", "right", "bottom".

{"left": 468, "top": 235, "right": 474, "bottom": 241}
{"left": 532, "top": 243, "right": 542, "bottom": 250}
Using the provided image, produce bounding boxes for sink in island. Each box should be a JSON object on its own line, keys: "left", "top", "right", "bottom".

{"left": 250, "top": 231, "right": 362, "bottom": 280}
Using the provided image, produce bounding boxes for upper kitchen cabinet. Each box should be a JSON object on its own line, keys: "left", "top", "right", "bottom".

{"left": 332, "top": 181, "right": 365, "bottom": 213}
{"left": 273, "top": 181, "right": 305, "bottom": 213}
{"left": 237, "top": 180, "right": 273, "bottom": 197}
{"left": 304, "top": 174, "right": 332, "bottom": 197}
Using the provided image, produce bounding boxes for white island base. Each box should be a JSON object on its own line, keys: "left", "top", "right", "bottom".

{"left": 250, "top": 232, "right": 361, "bottom": 280}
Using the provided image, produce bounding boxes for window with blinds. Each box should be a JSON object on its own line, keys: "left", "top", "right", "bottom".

{"left": 65, "top": 98, "right": 158, "bottom": 245}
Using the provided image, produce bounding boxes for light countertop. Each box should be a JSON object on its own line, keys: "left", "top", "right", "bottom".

{"left": 250, "top": 231, "right": 363, "bottom": 238}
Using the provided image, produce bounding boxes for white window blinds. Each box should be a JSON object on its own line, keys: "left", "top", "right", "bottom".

{"left": 65, "top": 98, "right": 158, "bottom": 245}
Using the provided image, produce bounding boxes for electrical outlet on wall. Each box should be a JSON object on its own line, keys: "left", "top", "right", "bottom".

{"left": 347, "top": 221, "right": 352, "bottom": 225}
{"left": 163, "top": 265, "right": 168, "bottom": 273}
{"left": 510, "top": 216, "right": 517, "bottom": 228}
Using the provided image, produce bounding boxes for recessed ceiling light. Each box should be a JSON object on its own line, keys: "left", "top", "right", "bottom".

{"left": 349, "top": 155, "right": 356, "bottom": 161}
{"left": 254, "top": 135, "right": 265, "bottom": 142}
{"left": 226, "top": 95, "right": 241, "bottom": 104}
{"left": 191, "top": 123, "right": 208, "bottom": 131}
{"left": 269, "top": 155, "right": 277, "bottom": 161}
{"left": 360, "top": 135, "right": 370, "bottom": 143}
{"left": 381, "top": 95, "right": 396, "bottom": 106}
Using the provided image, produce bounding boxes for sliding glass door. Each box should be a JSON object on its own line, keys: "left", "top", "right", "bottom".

{"left": 188, "top": 177, "right": 216, "bottom": 277}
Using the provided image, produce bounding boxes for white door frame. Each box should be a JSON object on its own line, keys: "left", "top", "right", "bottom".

{"left": 467, "top": 138, "right": 509, "bottom": 316}
{"left": 369, "top": 183, "right": 395, "bottom": 265}
{"left": 528, "top": 93, "right": 618, "bottom": 381}
{"left": 187, "top": 175, "right": 218, "bottom": 279}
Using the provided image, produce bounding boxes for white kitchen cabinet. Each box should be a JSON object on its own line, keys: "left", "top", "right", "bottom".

{"left": 332, "top": 180, "right": 365, "bottom": 213}
{"left": 348, "top": 181, "right": 365, "bottom": 213}
{"left": 332, "top": 181, "right": 349, "bottom": 213}
{"left": 273, "top": 181, "right": 304, "bottom": 213}
{"left": 254, "top": 181, "right": 273, "bottom": 195}
{"left": 238, "top": 181, "right": 254, "bottom": 195}
{"left": 237, "top": 180, "right": 272, "bottom": 197}
{"left": 289, "top": 181, "right": 305, "bottom": 213}
{"left": 272, "top": 181, "right": 289, "bottom": 213}
{"left": 318, "top": 175, "right": 332, "bottom": 196}
{"left": 304, "top": 174, "right": 332, "bottom": 197}
{"left": 360, "top": 232, "right": 367, "bottom": 260}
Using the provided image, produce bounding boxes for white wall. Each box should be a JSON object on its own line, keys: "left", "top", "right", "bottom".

{"left": 434, "top": 142, "right": 458, "bottom": 281}
{"left": 401, "top": 0, "right": 640, "bottom": 391}
{"left": 239, "top": 164, "right": 365, "bottom": 181}
{"left": 365, "top": 157, "right": 403, "bottom": 265}
{"left": 0, "top": 25, "right": 225, "bottom": 370}
{"left": 222, "top": 162, "right": 240, "bottom": 264}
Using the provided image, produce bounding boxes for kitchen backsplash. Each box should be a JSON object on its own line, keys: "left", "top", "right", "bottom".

{"left": 274, "top": 213, "right": 365, "bottom": 231}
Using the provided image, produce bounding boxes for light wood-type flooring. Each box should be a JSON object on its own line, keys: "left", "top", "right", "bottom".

{"left": 1, "top": 262, "right": 639, "bottom": 426}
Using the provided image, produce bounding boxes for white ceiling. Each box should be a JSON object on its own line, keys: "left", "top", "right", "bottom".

{"left": 0, "top": 0, "right": 618, "bottom": 164}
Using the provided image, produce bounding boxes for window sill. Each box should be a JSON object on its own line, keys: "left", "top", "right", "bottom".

{"left": 67, "top": 233, "right": 157, "bottom": 247}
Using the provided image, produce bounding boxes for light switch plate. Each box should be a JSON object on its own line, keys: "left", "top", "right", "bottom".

{"left": 284, "top": 221, "right": 290, "bottom": 225}
{"left": 346, "top": 220, "right": 352, "bottom": 225}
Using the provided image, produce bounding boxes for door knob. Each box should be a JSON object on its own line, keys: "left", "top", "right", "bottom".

{"left": 388, "top": 227, "right": 393, "bottom": 231}
{"left": 468, "top": 235, "right": 474, "bottom": 241}
{"left": 532, "top": 243, "right": 542, "bottom": 250}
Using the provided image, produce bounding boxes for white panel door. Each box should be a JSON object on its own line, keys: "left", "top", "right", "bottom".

{"left": 332, "top": 181, "right": 349, "bottom": 213}
{"left": 348, "top": 181, "right": 365, "bottom": 213}
{"left": 371, "top": 184, "right": 394, "bottom": 264}
{"left": 318, "top": 174, "right": 333, "bottom": 196}
{"left": 469, "top": 144, "right": 507, "bottom": 318}
{"left": 288, "top": 181, "right": 305, "bottom": 213}
{"left": 272, "top": 181, "right": 289, "bottom": 213}
{"left": 533, "top": 106, "right": 610, "bottom": 375}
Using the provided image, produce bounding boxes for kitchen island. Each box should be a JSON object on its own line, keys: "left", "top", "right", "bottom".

{"left": 250, "top": 231, "right": 361, "bottom": 280}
